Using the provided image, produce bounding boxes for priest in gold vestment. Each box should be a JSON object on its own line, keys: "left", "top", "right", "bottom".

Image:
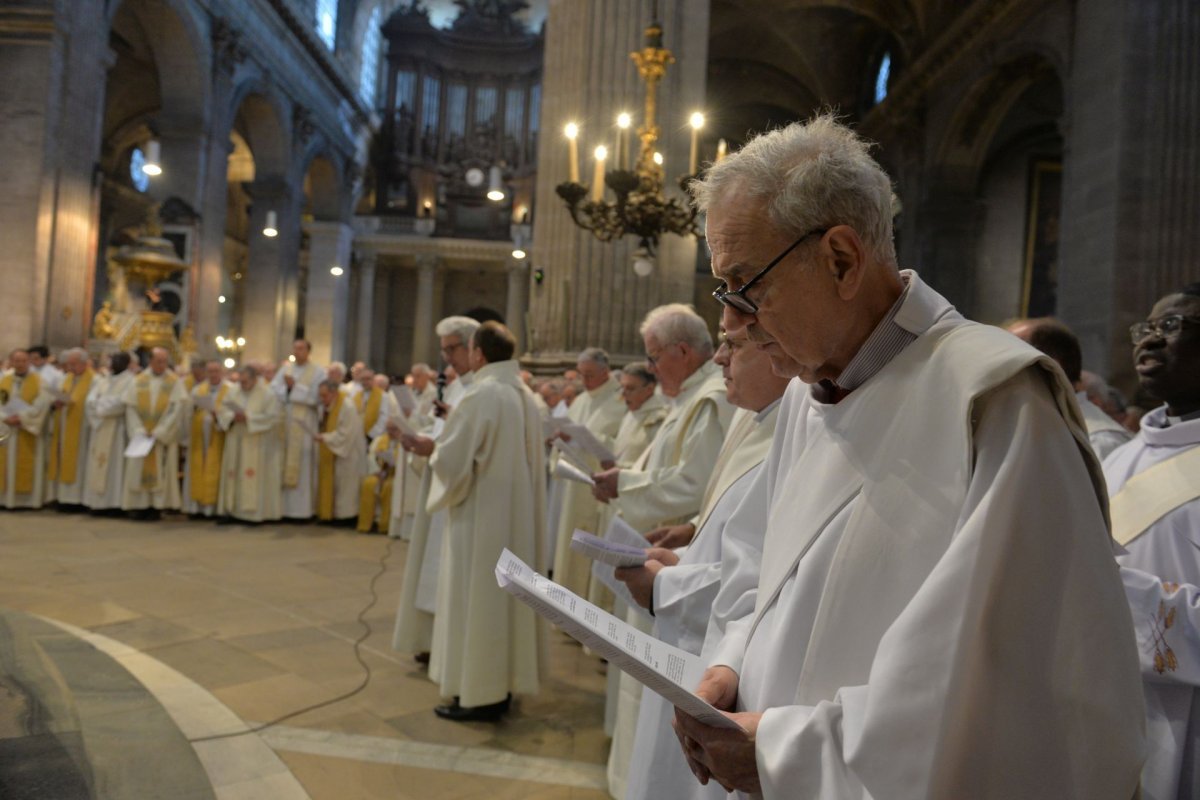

{"left": 46, "top": 348, "right": 95, "bottom": 508}
{"left": 0, "top": 349, "right": 52, "bottom": 509}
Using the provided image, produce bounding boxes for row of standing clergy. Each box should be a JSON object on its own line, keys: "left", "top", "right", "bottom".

{"left": 0, "top": 343, "right": 439, "bottom": 523}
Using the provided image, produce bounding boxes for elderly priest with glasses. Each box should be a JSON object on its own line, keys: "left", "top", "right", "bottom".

{"left": 669, "top": 114, "right": 1145, "bottom": 800}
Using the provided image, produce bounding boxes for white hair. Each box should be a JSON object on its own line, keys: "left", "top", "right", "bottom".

{"left": 328, "top": 360, "right": 346, "bottom": 373}
{"left": 690, "top": 113, "right": 898, "bottom": 265}
{"left": 435, "top": 316, "right": 481, "bottom": 344}
{"left": 639, "top": 303, "right": 713, "bottom": 357}
{"left": 61, "top": 347, "right": 88, "bottom": 363}
{"left": 411, "top": 362, "right": 434, "bottom": 376}
{"left": 577, "top": 347, "right": 610, "bottom": 368}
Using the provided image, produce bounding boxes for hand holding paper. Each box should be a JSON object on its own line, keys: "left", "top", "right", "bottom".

{"left": 124, "top": 432, "right": 155, "bottom": 458}
{"left": 553, "top": 460, "right": 595, "bottom": 486}
{"left": 494, "top": 550, "right": 744, "bottom": 732}
{"left": 570, "top": 529, "right": 646, "bottom": 567}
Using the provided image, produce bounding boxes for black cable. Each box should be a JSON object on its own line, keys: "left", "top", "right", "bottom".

{"left": 188, "top": 536, "right": 395, "bottom": 743}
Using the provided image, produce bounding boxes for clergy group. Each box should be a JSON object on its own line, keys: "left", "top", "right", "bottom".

{"left": 3, "top": 114, "right": 1200, "bottom": 800}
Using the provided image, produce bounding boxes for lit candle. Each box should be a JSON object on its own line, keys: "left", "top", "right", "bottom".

{"left": 591, "top": 146, "right": 607, "bottom": 202}
{"left": 564, "top": 122, "right": 580, "bottom": 183}
{"left": 688, "top": 112, "right": 704, "bottom": 175}
{"left": 715, "top": 138, "right": 727, "bottom": 164}
{"left": 617, "top": 112, "right": 632, "bottom": 169}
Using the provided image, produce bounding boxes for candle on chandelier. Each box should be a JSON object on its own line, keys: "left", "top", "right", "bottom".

{"left": 617, "top": 112, "right": 632, "bottom": 170}
{"left": 564, "top": 122, "right": 580, "bottom": 183}
{"left": 688, "top": 112, "right": 705, "bottom": 175}
{"left": 715, "top": 138, "right": 728, "bottom": 164}
{"left": 591, "top": 146, "right": 607, "bottom": 203}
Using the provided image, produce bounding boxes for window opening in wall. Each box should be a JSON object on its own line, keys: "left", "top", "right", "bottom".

{"left": 316, "top": 0, "right": 337, "bottom": 49}
{"left": 359, "top": 8, "right": 382, "bottom": 107}
{"left": 129, "top": 147, "right": 150, "bottom": 192}
{"left": 874, "top": 51, "right": 892, "bottom": 106}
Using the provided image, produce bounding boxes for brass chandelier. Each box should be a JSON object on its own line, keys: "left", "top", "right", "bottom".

{"left": 555, "top": 13, "right": 704, "bottom": 264}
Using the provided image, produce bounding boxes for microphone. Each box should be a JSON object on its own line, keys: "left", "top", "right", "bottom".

{"left": 435, "top": 371, "right": 447, "bottom": 416}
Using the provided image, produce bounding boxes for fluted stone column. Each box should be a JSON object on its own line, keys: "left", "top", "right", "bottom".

{"left": 1059, "top": 0, "right": 1200, "bottom": 390}
{"left": 411, "top": 254, "right": 439, "bottom": 367}
{"left": 506, "top": 258, "right": 530, "bottom": 353}
{"left": 354, "top": 251, "right": 378, "bottom": 364}
{"left": 304, "top": 221, "right": 353, "bottom": 366}
{"left": 527, "top": 0, "right": 710, "bottom": 367}
{"left": 241, "top": 179, "right": 300, "bottom": 363}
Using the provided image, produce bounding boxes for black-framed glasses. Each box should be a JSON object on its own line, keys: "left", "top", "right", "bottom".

{"left": 1129, "top": 315, "right": 1200, "bottom": 345}
{"left": 711, "top": 227, "right": 829, "bottom": 314}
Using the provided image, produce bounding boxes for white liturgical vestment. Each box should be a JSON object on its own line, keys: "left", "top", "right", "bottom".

{"left": 426, "top": 360, "right": 546, "bottom": 707}
{"left": 271, "top": 361, "right": 325, "bottom": 519}
{"left": 120, "top": 370, "right": 187, "bottom": 511}
{"left": 627, "top": 402, "right": 779, "bottom": 800}
{"left": 1106, "top": 408, "right": 1200, "bottom": 800}
{"left": 83, "top": 371, "right": 133, "bottom": 510}
{"left": 218, "top": 380, "right": 283, "bottom": 523}
{"left": 0, "top": 372, "right": 50, "bottom": 508}
{"left": 392, "top": 372, "right": 473, "bottom": 656}
{"left": 707, "top": 272, "right": 1144, "bottom": 800}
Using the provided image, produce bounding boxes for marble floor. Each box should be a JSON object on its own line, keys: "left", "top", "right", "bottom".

{"left": 0, "top": 509, "right": 612, "bottom": 799}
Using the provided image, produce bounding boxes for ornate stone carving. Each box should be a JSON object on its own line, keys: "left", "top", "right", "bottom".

{"left": 211, "top": 16, "right": 249, "bottom": 75}
{"left": 293, "top": 105, "right": 316, "bottom": 147}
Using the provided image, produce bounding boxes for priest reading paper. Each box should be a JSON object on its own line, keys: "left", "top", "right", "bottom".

{"left": 182, "top": 360, "right": 230, "bottom": 517}
{"left": 121, "top": 347, "right": 187, "bottom": 519}
{"left": 218, "top": 365, "right": 283, "bottom": 523}
{"left": 46, "top": 348, "right": 95, "bottom": 508}
{"left": 550, "top": 348, "right": 626, "bottom": 597}
{"left": 314, "top": 379, "right": 365, "bottom": 524}
{"left": 392, "top": 315, "right": 479, "bottom": 664}
{"left": 357, "top": 430, "right": 400, "bottom": 533}
{"left": 83, "top": 353, "right": 134, "bottom": 511}
{"left": 400, "top": 321, "right": 546, "bottom": 722}
{"left": 674, "top": 115, "right": 1144, "bottom": 799}
{"left": 271, "top": 339, "right": 326, "bottom": 520}
{"left": 620, "top": 321, "right": 787, "bottom": 800}
{"left": 0, "top": 349, "right": 51, "bottom": 509}
{"left": 1105, "top": 284, "right": 1200, "bottom": 799}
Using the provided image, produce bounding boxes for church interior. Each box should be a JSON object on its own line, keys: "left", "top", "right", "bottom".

{"left": 0, "top": 0, "right": 1197, "bottom": 797}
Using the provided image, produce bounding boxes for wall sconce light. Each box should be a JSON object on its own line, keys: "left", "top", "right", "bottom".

{"left": 263, "top": 210, "right": 279, "bottom": 238}
{"left": 487, "top": 165, "right": 505, "bottom": 202}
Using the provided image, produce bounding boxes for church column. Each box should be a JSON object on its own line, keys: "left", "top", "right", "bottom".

{"left": 241, "top": 179, "right": 300, "bottom": 363}
{"left": 411, "top": 253, "right": 439, "bottom": 367}
{"left": 527, "top": 0, "right": 710, "bottom": 366}
{"left": 303, "top": 221, "right": 354, "bottom": 366}
{"left": 1059, "top": 0, "right": 1200, "bottom": 390}
{"left": 506, "top": 257, "right": 529, "bottom": 354}
{"left": 0, "top": 3, "right": 109, "bottom": 349}
{"left": 354, "top": 250, "right": 378, "bottom": 364}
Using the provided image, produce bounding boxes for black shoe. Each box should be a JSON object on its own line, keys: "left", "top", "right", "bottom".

{"left": 434, "top": 694, "right": 511, "bottom": 722}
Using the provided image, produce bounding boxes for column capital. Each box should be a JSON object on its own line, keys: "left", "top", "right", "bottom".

{"left": 355, "top": 249, "right": 378, "bottom": 270}
{"left": 415, "top": 252, "right": 440, "bottom": 274}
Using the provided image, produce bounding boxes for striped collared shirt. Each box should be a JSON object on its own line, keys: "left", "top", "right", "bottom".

{"left": 814, "top": 273, "right": 918, "bottom": 403}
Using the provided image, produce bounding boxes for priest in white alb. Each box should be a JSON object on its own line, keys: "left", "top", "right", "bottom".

{"left": 182, "top": 360, "right": 230, "bottom": 517}
{"left": 1104, "top": 284, "right": 1200, "bottom": 800}
{"left": 392, "top": 315, "right": 479, "bottom": 663}
{"left": 386, "top": 362, "right": 437, "bottom": 541}
{"left": 218, "top": 365, "right": 283, "bottom": 524}
{"left": 673, "top": 115, "right": 1144, "bottom": 799}
{"left": 83, "top": 352, "right": 135, "bottom": 512}
{"left": 618, "top": 320, "right": 788, "bottom": 800}
{"left": 312, "top": 379, "right": 365, "bottom": 524}
{"left": 121, "top": 347, "right": 187, "bottom": 518}
{"left": 550, "top": 348, "right": 627, "bottom": 596}
{"left": 590, "top": 304, "right": 732, "bottom": 798}
{"left": 271, "top": 339, "right": 326, "bottom": 520}
{"left": 0, "top": 349, "right": 51, "bottom": 509}
{"left": 46, "top": 348, "right": 96, "bottom": 508}
{"left": 399, "top": 321, "right": 546, "bottom": 722}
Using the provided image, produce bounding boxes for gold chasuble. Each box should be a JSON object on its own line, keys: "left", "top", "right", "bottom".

{"left": 0, "top": 371, "right": 41, "bottom": 494}
{"left": 317, "top": 394, "right": 343, "bottom": 520}
{"left": 48, "top": 367, "right": 93, "bottom": 486}
{"left": 356, "top": 387, "right": 383, "bottom": 438}
{"left": 189, "top": 382, "right": 229, "bottom": 506}
{"left": 136, "top": 372, "right": 176, "bottom": 490}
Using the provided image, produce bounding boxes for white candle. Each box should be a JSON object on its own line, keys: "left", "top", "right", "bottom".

{"left": 617, "top": 112, "right": 632, "bottom": 170}
{"left": 715, "top": 138, "right": 727, "bottom": 164}
{"left": 591, "top": 146, "right": 607, "bottom": 202}
{"left": 688, "top": 112, "right": 704, "bottom": 175}
{"left": 565, "top": 122, "right": 580, "bottom": 183}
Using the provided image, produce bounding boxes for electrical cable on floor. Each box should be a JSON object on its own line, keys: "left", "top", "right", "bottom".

{"left": 188, "top": 535, "right": 395, "bottom": 744}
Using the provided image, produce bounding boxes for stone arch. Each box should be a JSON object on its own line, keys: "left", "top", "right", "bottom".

{"left": 934, "top": 52, "right": 1062, "bottom": 186}
{"left": 300, "top": 150, "right": 345, "bottom": 222}
{"left": 227, "top": 85, "right": 291, "bottom": 179}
